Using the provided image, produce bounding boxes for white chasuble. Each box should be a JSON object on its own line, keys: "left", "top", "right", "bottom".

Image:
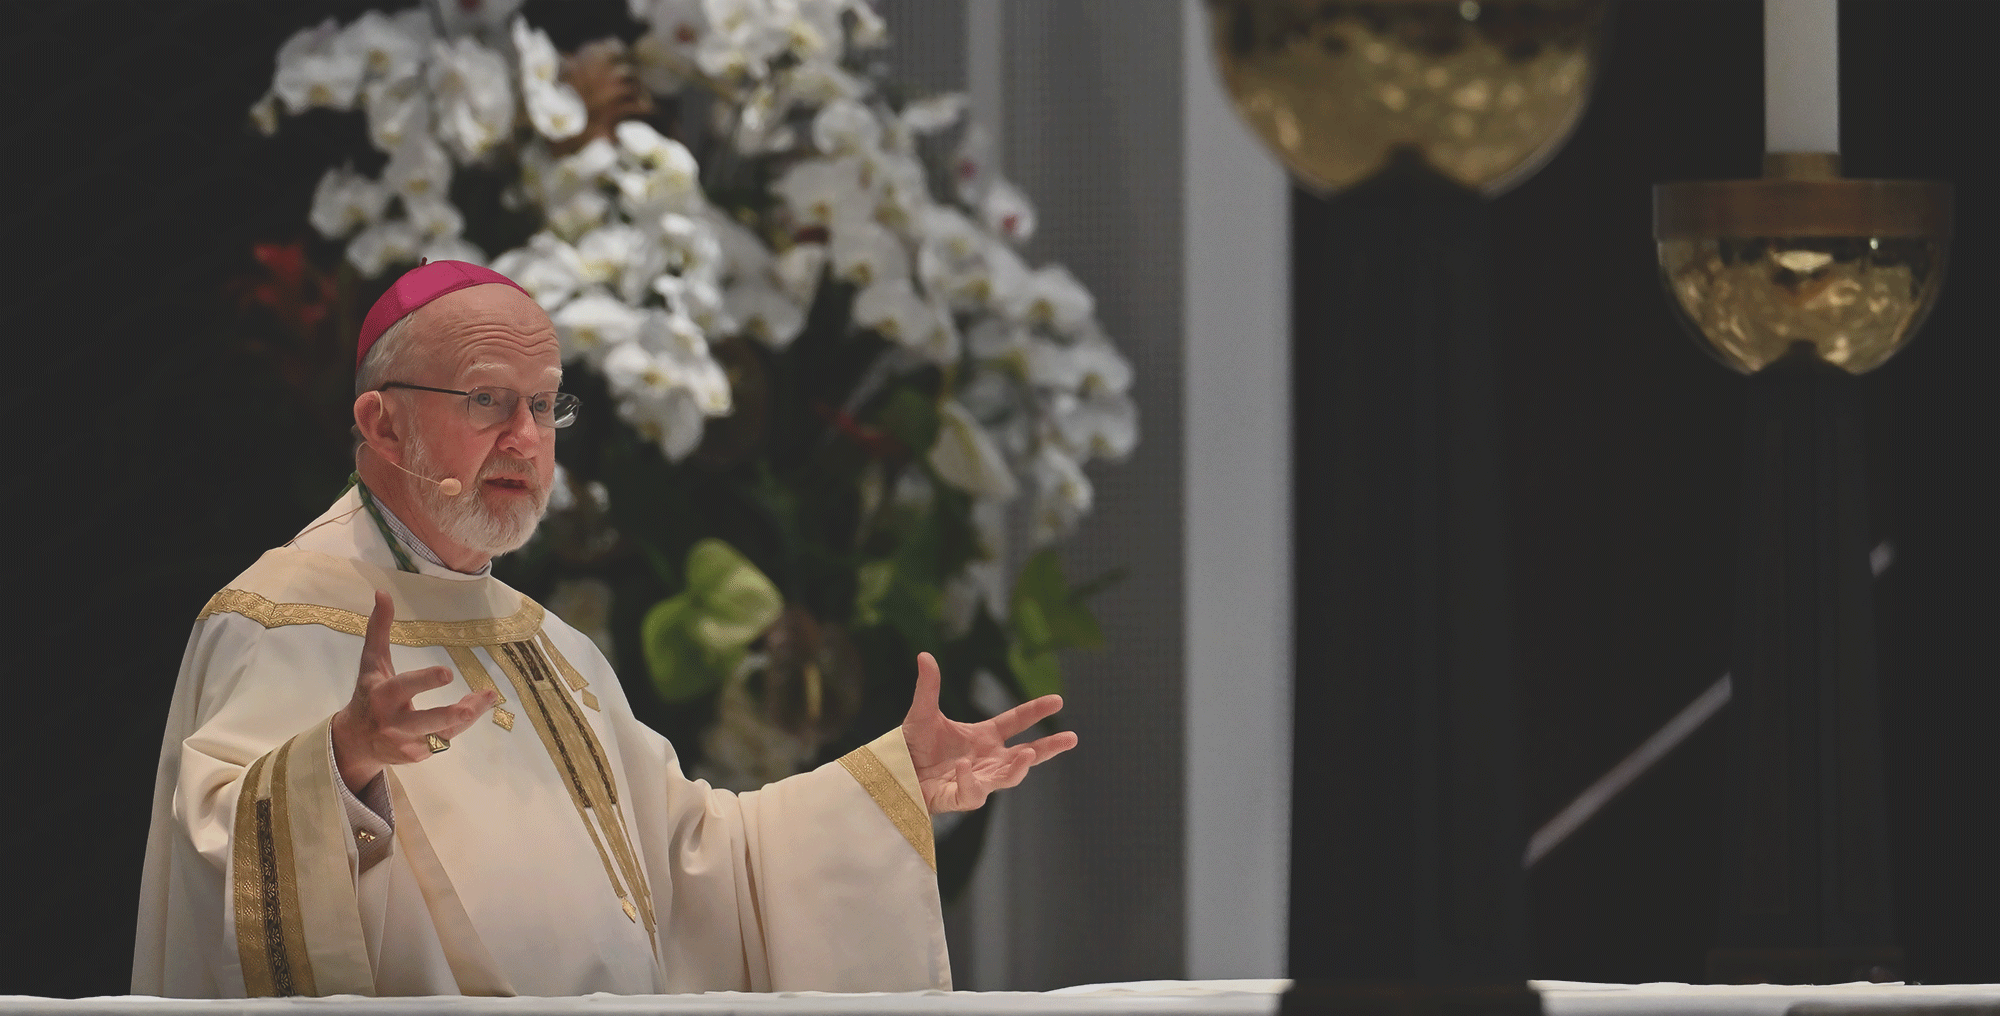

{"left": 134, "top": 489, "right": 950, "bottom": 997}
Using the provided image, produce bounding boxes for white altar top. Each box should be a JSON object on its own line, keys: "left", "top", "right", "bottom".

{"left": 8, "top": 979, "right": 2000, "bottom": 1016}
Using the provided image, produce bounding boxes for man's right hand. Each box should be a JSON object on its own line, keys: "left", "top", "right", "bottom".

{"left": 331, "top": 590, "right": 496, "bottom": 794}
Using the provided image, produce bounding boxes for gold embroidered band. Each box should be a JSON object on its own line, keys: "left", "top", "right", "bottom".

{"left": 486, "top": 640, "right": 657, "bottom": 936}
{"left": 839, "top": 746, "right": 937, "bottom": 871}
{"left": 198, "top": 589, "right": 543, "bottom": 647}
{"left": 232, "top": 733, "right": 320, "bottom": 997}
{"left": 445, "top": 646, "right": 515, "bottom": 732}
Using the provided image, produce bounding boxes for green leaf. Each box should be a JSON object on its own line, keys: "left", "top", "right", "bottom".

{"left": 641, "top": 539, "right": 784, "bottom": 703}
{"left": 853, "top": 559, "right": 895, "bottom": 628}
{"left": 1007, "top": 643, "right": 1063, "bottom": 700}
{"left": 641, "top": 598, "right": 717, "bottom": 702}
{"left": 1009, "top": 548, "right": 1105, "bottom": 653}
{"left": 874, "top": 385, "right": 941, "bottom": 455}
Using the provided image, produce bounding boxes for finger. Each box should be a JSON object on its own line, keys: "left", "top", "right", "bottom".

{"left": 904, "top": 652, "right": 943, "bottom": 724}
{"left": 953, "top": 757, "right": 979, "bottom": 810}
{"left": 987, "top": 693, "right": 1064, "bottom": 741}
{"left": 398, "top": 690, "right": 496, "bottom": 740}
{"left": 377, "top": 666, "right": 456, "bottom": 708}
{"left": 978, "top": 746, "right": 1039, "bottom": 796}
{"left": 1019, "top": 730, "right": 1079, "bottom": 765}
{"left": 361, "top": 590, "right": 396, "bottom": 673}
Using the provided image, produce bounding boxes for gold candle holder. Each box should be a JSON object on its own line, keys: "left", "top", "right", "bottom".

{"left": 1654, "top": 153, "right": 1952, "bottom": 375}
{"left": 1206, "top": 0, "right": 1610, "bottom": 197}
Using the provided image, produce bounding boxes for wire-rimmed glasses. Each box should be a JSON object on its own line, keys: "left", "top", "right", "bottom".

{"left": 379, "top": 382, "right": 581, "bottom": 429}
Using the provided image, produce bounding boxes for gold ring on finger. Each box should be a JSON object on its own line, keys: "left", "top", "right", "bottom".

{"left": 425, "top": 733, "right": 450, "bottom": 754}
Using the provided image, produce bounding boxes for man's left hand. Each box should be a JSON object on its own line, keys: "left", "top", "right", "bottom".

{"left": 901, "top": 652, "right": 1079, "bottom": 814}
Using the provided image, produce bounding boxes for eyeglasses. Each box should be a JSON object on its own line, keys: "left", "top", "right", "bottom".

{"left": 380, "top": 382, "right": 581, "bottom": 429}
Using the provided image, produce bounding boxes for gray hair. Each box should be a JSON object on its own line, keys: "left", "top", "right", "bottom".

{"left": 355, "top": 311, "right": 422, "bottom": 398}
{"left": 353, "top": 312, "right": 423, "bottom": 455}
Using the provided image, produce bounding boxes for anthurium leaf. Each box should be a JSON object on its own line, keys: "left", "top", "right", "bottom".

{"left": 1007, "top": 643, "right": 1063, "bottom": 700}
{"left": 875, "top": 384, "right": 941, "bottom": 455}
{"left": 642, "top": 596, "right": 720, "bottom": 703}
{"left": 854, "top": 559, "right": 895, "bottom": 627}
{"left": 685, "top": 541, "right": 784, "bottom": 652}
{"left": 642, "top": 539, "right": 784, "bottom": 703}
{"left": 1009, "top": 548, "right": 1105, "bottom": 652}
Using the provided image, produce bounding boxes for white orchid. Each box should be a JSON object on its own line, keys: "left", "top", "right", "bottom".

{"left": 784, "top": 60, "right": 868, "bottom": 107}
{"left": 980, "top": 179, "right": 1038, "bottom": 246}
{"left": 701, "top": 206, "right": 773, "bottom": 280}
{"left": 830, "top": 220, "right": 908, "bottom": 289}
{"left": 604, "top": 341, "right": 710, "bottom": 461}
{"left": 930, "top": 400, "right": 1019, "bottom": 501}
{"left": 1011, "top": 265, "right": 1094, "bottom": 337}
{"left": 1030, "top": 445, "right": 1094, "bottom": 545}
{"left": 364, "top": 76, "right": 431, "bottom": 152}
{"left": 1054, "top": 392, "right": 1139, "bottom": 462}
{"left": 575, "top": 223, "right": 649, "bottom": 286}
{"left": 655, "top": 272, "right": 731, "bottom": 332}
{"left": 308, "top": 166, "right": 390, "bottom": 240}
{"left": 1069, "top": 330, "right": 1135, "bottom": 395}
{"left": 811, "top": 98, "right": 880, "bottom": 156}
{"left": 853, "top": 279, "right": 930, "bottom": 345}
{"left": 383, "top": 134, "right": 451, "bottom": 202}
{"left": 772, "top": 157, "right": 866, "bottom": 227}
{"left": 273, "top": 19, "right": 367, "bottom": 113}
{"left": 427, "top": 37, "right": 515, "bottom": 162}
{"left": 514, "top": 19, "right": 588, "bottom": 141}
{"left": 772, "top": 242, "right": 827, "bottom": 305}
{"left": 491, "top": 233, "right": 588, "bottom": 311}
{"left": 725, "top": 279, "right": 807, "bottom": 349}
{"left": 404, "top": 194, "right": 464, "bottom": 239}
{"left": 658, "top": 214, "right": 724, "bottom": 278}
{"left": 346, "top": 218, "right": 424, "bottom": 277}
{"left": 545, "top": 138, "right": 622, "bottom": 200}
{"left": 900, "top": 94, "right": 966, "bottom": 135}
{"left": 547, "top": 189, "right": 615, "bottom": 243}
{"left": 344, "top": 9, "right": 429, "bottom": 83}
{"left": 553, "top": 290, "right": 649, "bottom": 365}
{"left": 638, "top": 309, "right": 733, "bottom": 414}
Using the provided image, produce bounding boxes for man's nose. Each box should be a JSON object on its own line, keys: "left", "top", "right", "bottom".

{"left": 494, "top": 395, "right": 545, "bottom": 456}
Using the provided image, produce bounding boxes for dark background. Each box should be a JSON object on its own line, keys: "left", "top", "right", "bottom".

{"left": 4, "top": 0, "right": 1994, "bottom": 998}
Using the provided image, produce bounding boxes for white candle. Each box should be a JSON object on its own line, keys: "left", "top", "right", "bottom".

{"left": 1765, "top": 0, "right": 1840, "bottom": 153}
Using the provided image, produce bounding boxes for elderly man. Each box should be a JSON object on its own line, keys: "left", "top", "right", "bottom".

{"left": 134, "top": 262, "right": 1076, "bottom": 998}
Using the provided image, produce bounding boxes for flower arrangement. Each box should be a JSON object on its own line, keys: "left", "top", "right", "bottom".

{"left": 253, "top": 0, "right": 1136, "bottom": 892}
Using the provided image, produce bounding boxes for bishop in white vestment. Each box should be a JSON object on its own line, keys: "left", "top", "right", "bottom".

{"left": 133, "top": 262, "right": 1076, "bottom": 997}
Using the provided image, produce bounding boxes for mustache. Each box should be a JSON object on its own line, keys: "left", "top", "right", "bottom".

{"left": 477, "top": 456, "right": 543, "bottom": 490}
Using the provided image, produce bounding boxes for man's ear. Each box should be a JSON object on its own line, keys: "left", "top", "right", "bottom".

{"left": 353, "top": 391, "right": 402, "bottom": 462}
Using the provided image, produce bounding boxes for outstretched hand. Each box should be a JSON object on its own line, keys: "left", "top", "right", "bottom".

{"left": 900, "top": 652, "right": 1078, "bottom": 814}
{"left": 330, "top": 590, "right": 496, "bottom": 794}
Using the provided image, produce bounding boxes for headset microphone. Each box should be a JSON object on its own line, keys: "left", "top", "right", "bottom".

{"left": 385, "top": 455, "right": 462, "bottom": 496}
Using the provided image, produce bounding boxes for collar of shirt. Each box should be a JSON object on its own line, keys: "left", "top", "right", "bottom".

{"left": 373, "top": 497, "right": 492, "bottom": 577}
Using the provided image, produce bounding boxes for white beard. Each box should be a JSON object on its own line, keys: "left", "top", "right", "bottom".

{"left": 405, "top": 435, "right": 550, "bottom": 556}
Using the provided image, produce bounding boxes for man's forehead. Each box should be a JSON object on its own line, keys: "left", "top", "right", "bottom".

{"left": 461, "top": 359, "right": 565, "bottom": 386}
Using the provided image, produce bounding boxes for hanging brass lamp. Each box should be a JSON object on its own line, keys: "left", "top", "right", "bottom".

{"left": 1205, "top": 0, "right": 1611, "bottom": 197}
{"left": 1656, "top": 153, "right": 1951, "bottom": 376}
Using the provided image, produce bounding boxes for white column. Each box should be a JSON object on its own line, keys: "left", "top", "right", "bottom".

{"left": 1764, "top": 0, "right": 1839, "bottom": 153}
{"left": 1181, "top": 0, "right": 1293, "bottom": 980}
{"left": 960, "top": 0, "right": 1010, "bottom": 991}
{"left": 967, "top": 0, "right": 1005, "bottom": 150}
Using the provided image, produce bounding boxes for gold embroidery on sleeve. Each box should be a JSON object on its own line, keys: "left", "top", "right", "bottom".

{"left": 233, "top": 752, "right": 277, "bottom": 998}
{"left": 198, "top": 589, "right": 543, "bottom": 646}
{"left": 840, "top": 746, "right": 938, "bottom": 871}
{"left": 232, "top": 736, "right": 322, "bottom": 997}
{"left": 265, "top": 733, "right": 318, "bottom": 996}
